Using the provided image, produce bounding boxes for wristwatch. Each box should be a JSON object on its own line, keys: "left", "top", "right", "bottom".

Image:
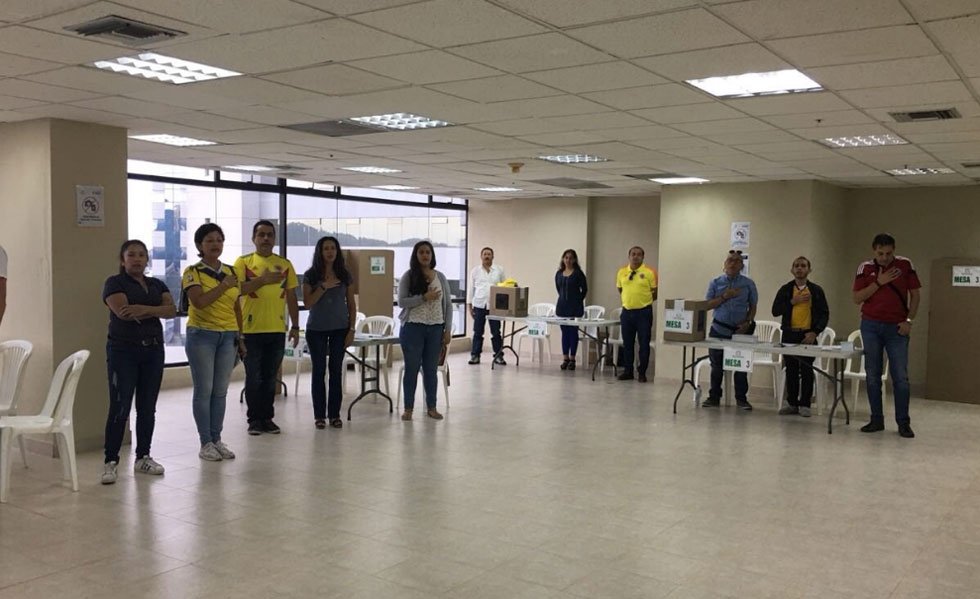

{"left": 906, "top": 318, "right": 914, "bottom": 324}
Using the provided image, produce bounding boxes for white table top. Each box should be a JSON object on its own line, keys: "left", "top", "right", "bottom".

{"left": 662, "top": 338, "right": 860, "bottom": 360}
{"left": 488, "top": 315, "right": 621, "bottom": 327}
{"left": 351, "top": 334, "right": 399, "bottom": 347}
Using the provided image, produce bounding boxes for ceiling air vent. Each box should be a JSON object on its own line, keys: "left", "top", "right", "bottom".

{"left": 65, "top": 15, "right": 185, "bottom": 46}
{"left": 530, "top": 178, "right": 612, "bottom": 189}
{"left": 281, "top": 120, "right": 383, "bottom": 137}
{"left": 889, "top": 107, "right": 961, "bottom": 123}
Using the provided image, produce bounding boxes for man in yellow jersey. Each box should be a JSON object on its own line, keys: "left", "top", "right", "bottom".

{"left": 616, "top": 246, "right": 658, "bottom": 382}
{"left": 234, "top": 220, "right": 300, "bottom": 435}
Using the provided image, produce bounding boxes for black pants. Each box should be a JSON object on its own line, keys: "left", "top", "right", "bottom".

{"left": 781, "top": 330, "right": 815, "bottom": 408}
{"left": 619, "top": 305, "right": 653, "bottom": 375}
{"left": 243, "top": 332, "right": 285, "bottom": 424}
{"left": 471, "top": 307, "right": 502, "bottom": 357}
{"left": 708, "top": 327, "right": 749, "bottom": 402}
{"left": 104, "top": 343, "right": 164, "bottom": 463}
{"left": 306, "top": 328, "right": 347, "bottom": 420}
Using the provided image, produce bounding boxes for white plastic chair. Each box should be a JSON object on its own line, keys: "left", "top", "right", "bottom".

{"left": 751, "top": 320, "right": 782, "bottom": 407}
{"left": 283, "top": 336, "right": 310, "bottom": 397}
{"left": 345, "top": 315, "right": 393, "bottom": 394}
{"left": 340, "top": 313, "right": 368, "bottom": 391}
{"left": 844, "top": 329, "right": 887, "bottom": 414}
{"left": 577, "top": 305, "right": 606, "bottom": 366}
{"left": 776, "top": 327, "right": 836, "bottom": 414}
{"left": 0, "top": 341, "right": 34, "bottom": 469}
{"left": 397, "top": 361, "right": 450, "bottom": 410}
{"left": 516, "top": 303, "right": 555, "bottom": 363}
{"left": 1, "top": 350, "right": 89, "bottom": 503}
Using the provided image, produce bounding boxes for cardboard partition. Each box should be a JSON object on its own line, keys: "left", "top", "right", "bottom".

{"left": 347, "top": 249, "right": 394, "bottom": 318}
{"left": 490, "top": 286, "right": 529, "bottom": 317}
{"left": 663, "top": 298, "right": 711, "bottom": 342}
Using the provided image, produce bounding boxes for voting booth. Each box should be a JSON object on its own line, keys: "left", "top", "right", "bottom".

{"left": 662, "top": 299, "right": 711, "bottom": 342}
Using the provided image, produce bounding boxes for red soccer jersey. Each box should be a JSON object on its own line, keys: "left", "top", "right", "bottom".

{"left": 852, "top": 256, "right": 921, "bottom": 323}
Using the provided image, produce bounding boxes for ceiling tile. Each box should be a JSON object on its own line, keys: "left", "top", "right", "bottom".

{"left": 925, "top": 15, "right": 980, "bottom": 77}
{"left": 760, "top": 110, "right": 875, "bottom": 129}
{"left": 789, "top": 124, "right": 901, "bottom": 139}
{"left": 767, "top": 25, "right": 938, "bottom": 67}
{"left": 542, "top": 112, "right": 652, "bottom": 131}
{"left": 158, "top": 111, "right": 259, "bottom": 131}
{"left": 725, "top": 92, "right": 851, "bottom": 116}
{"left": 0, "top": 94, "right": 45, "bottom": 110}
{"left": 838, "top": 81, "right": 973, "bottom": 109}
{"left": 591, "top": 124, "right": 690, "bottom": 141}
{"left": 470, "top": 118, "right": 573, "bottom": 136}
{"left": 69, "top": 96, "right": 188, "bottom": 119}
{"left": 632, "top": 43, "right": 790, "bottom": 81}
{"left": 486, "top": 95, "right": 611, "bottom": 118}
{"left": 583, "top": 83, "right": 708, "bottom": 110}
{"left": 0, "top": 78, "right": 103, "bottom": 102}
{"left": 296, "top": 0, "right": 422, "bottom": 15}
{"left": 349, "top": 51, "right": 501, "bottom": 85}
{"left": 497, "top": 0, "right": 698, "bottom": 27}
{"left": 807, "top": 55, "right": 959, "bottom": 91}
{"left": 352, "top": 0, "right": 546, "bottom": 47}
{"left": 516, "top": 131, "right": 608, "bottom": 146}
{"left": 0, "top": 0, "right": 93, "bottom": 22}
{"left": 630, "top": 102, "right": 746, "bottom": 124}
{"left": 567, "top": 9, "right": 749, "bottom": 58}
{"left": 23, "top": 66, "right": 171, "bottom": 94}
{"left": 523, "top": 62, "right": 666, "bottom": 93}
{"left": 0, "top": 51, "right": 60, "bottom": 77}
{"left": 714, "top": 0, "right": 912, "bottom": 40}
{"left": 0, "top": 26, "right": 123, "bottom": 63}
{"left": 673, "top": 117, "right": 776, "bottom": 135}
{"left": 450, "top": 33, "right": 612, "bottom": 73}
{"left": 700, "top": 130, "right": 800, "bottom": 145}
{"left": 430, "top": 75, "right": 562, "bottom": 103}
{"left": 262, "top": 64, "right": 404, "bottom": 96}
{"left": 189, "top": 77, "right": 330, "bottom": 105}
{"left": 215, "top": 105, "right": 324, "bottom": 126}
{"left": 113, "top": 0, "right": 331, "bottom": 34}
{"left": 863, "top": 100, "right": 980, "bottom": 122}
{"left": 902, "top": 0, "right": 980, "bottom": 21}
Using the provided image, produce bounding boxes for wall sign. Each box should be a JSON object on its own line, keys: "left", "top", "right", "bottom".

{"left": 664, "top": 309, "right": 694, "bottom": 333}
{"left": 75, "top": 185, "right": 104, "bottom": 227}
{"left": 526, "top": 320, "right": 549, "bottom": 338}
{"left": 723, "top": 347, "right": 753, "bottom": 372}
{"left": 730, "top": 221, "right": 750, "bottom": 249}
{"left": 952, "top": 265, "right": 980, "bottom": 287}
{"left": 370, "top": 256, "right": 385, "bottom": 275}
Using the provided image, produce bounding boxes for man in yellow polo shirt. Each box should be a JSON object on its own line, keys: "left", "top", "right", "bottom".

{"left": 234, "top": 220, "right": 300, "bottom": 436}
{"left": 616, "top": 246, "right": 658, "bottom": 382}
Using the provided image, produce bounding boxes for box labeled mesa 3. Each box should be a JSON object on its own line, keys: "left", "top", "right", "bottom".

{"left": 490, "top": 286, "right": 529, "bottom": 317}
{"left": 663, "top": 299, "right": 711, "bottom": 342}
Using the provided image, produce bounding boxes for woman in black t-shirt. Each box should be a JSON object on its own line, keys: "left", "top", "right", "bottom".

{"left": 99, "top": 240, "right": 176, "bottom": 485}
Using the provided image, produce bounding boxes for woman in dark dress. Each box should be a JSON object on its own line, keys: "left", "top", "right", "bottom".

{"left": 555, "top": 249, "right": 588, "bottom": 371}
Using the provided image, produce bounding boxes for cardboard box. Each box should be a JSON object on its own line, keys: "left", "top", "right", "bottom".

{"left": 347, "top": 249, "right": 394, "bottom": 318}
{"left": 490, "top": 286, "right": 529, "bottom": 317}
{"left": 662, "top": 299, "right": 711, "bottom": 342}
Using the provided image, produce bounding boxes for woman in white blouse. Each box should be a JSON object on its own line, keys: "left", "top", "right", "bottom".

{"left": 397, "top": 240, "right": 453, "bottom": 421}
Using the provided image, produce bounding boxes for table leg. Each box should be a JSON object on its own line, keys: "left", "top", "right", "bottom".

{"left": 346, "top": 344, "right": 394, "bottom": 421}
{"left": 673, "top": 346, "right": 706, "bottom": 413}
{"left": 827, "top": 358, "right": 850, "bottom": 434}
{"left": 492, "top": 321, "right": 521, "bottom": 370}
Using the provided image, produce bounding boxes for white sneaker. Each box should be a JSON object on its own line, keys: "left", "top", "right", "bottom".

{"left": 101, "top": 461, "right": 118, "bottom": 485}
{"left": 134, "top": 456, "right": 165, "bottom": 475}
{"left": 213, "top": 441, "right": 235, "bottom": 460}
{"left": 799, "top": 406, "right": 812, "bottom": 418}
{"left": 199, "top": 442, "right": 222, "bottom": 461}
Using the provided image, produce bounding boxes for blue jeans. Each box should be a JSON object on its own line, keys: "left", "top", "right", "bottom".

{"left": 185, "top": 327, "right": 238, "bottom": 445}
{"left": 306, "top": 328, "right": 347, "bottom": 420}
{"left": 560, "top": 325, "right": 579, "bottom": 357}
{"left": 400, "top": 323, "right": 443, "bottom": 410}
{"left": 860, "top": 319, "right": 911, "bottom": 424}
{"left": 104, "top": 343, "right": 164, "bottom": 463}
{"left": 619, "top": 305, "right": 653, "bottom": 375}
{"left": 471, "top": 307, "right": 502, "bottom": 357}
{"left": 243, "top": 333, "right": 285, "bottom": 424}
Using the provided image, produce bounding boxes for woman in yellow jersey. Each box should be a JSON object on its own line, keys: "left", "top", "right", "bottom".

{"left": 182, "top": 224, "right": 243, "bottom": 461}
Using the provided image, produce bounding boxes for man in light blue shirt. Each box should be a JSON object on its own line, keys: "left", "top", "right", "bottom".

{"left": 702, "top": 251, "right": 758, "bottom": 410}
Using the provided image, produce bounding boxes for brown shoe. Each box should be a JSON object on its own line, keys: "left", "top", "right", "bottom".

{"left": 401, "top": 409, "right": 413, "bottom": 421}
{"left": 426, "top": 409, "right": 444, "bottom": 420}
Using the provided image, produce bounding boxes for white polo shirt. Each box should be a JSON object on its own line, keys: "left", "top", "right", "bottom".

{"left": 468, "top": 264, "right": 505, "bottom": 309}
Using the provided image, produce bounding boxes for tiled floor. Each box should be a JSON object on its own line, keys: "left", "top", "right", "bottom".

{"left": 2, "top": 355, "right": 980, "bottom": 598}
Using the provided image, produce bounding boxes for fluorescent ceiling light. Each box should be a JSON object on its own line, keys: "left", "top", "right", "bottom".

{"left": 341, "top": 166, "right": 403, "bottom": 174}
{"left": 819, "top": 134, "right": 908, "bottom": 148}
{"left": 885, "top": 167, "right": 955, "bottom": 176}
{"left": 223, "top": 165, "right": 275, "bottom": 172}
{"left": 537, "top": 154, "right": 609, "bottom": 164}
{"left": 93, "top": 52, "right": 241, "bottom": 85}
{"left": 129, "top": 134, "right": 217, "bottom": 147}
{"left": 373, "top": 185, "right": 419, "bottom": 190}
{"left": 349, "top": 113, "right": 452, "bottom": 131}
{"left": 686, "top": 69, "right": 821, "bottom": 98}
{"left": 650, "top": 177, "right": 709, "bottom": 185}
{"left": 474, "top": 186, "right": 522, "bottom": 192}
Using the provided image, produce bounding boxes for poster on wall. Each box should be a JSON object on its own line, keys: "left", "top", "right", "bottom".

{"left": 730, "top": 221, "right": 750, "bottom": 249}
{"left": 75, "top": 185, "right": 105, "bottom": 227}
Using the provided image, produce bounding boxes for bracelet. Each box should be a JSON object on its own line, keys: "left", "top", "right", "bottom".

{"left": 290, "top": 326, "right": 300, "bottom": 331}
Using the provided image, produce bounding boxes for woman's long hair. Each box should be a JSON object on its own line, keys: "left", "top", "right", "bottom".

{"left": 408, "top": 240, "right": 436, "bottom": 296}
{"left": 557, "top": 248, "right": 581, "bottom": 273}
{"left": 310, "top": 236, "right": 351, "bottom": 285}
{"left": 118, "top": 239, "right": 149, "bottom": 274}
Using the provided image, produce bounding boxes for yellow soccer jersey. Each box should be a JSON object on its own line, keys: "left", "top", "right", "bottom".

{"left": 616, "top": 264, "right": 658, "bottom": 309}
{"left": 233, "top": 253, "right": 298, "bottom": 334}
{"left": 182, "top": 262, "right": 239, "bottom": 331}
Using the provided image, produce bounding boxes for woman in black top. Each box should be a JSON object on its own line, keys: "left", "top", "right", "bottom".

{"left": 555, "top": 249, "right": 588, "bottom": 371}
{"left": 100, "top": 240, "right": 176, "bottom": 485}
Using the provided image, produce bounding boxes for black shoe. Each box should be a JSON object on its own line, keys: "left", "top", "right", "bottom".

{"left": 493, "top": 355, "right": 506, "bottom": 366}
{"left": 637, "top": 374, "right": 647, "bottom": 383}
{"left": 617, "top": 371, "right": 634, "bottom": 381}
{"left": 263, "top": 420, "right": 281, "bottom": 434}
{"left": 701, "top": 397, "right": 720, "bottom": 408}
{"left": 778, "top": 405, "right": 799, "bottom": 415}
{"left": 330, "top": 418, "right": 343, "bottom": 429}
{"left": 560, "top": 359, "right": 570, "bottom": 370}
{"left": 567, "top": 361, "right": 575, "bottom": 371}
{"left": 468, "top": 355, "right": 480, "bottom": 365}
{"left": 860, "top": 421, "right": 885, "bottom": 433}
{"left": 898, "top": 423, "right": 915, "bottom": 438}
{"left": 736, "top": 399, "right": 753, "bottom": 411}
{"left": 247, "top": 422, "right": 263, "bottom": 436}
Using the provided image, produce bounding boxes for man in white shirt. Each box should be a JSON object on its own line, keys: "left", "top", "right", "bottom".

{"left": 467, "top": 247, "right": 505, "bottom": 365}
{"left": 0, "top": 245, "right": 7, "bottom": 327}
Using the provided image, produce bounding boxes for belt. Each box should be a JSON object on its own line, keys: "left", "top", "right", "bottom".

{"left": 111, "top": 338, "right": 161, "bottom": 347}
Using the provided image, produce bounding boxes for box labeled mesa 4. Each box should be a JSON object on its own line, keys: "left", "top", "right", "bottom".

{"left": 490, "top": 286, "right": 529, "bottom": 317}
{"left": 663, "top": 299, "right": 711, "bottom": 342}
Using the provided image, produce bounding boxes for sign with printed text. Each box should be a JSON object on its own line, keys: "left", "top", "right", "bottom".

{"left": 370, "top": 256, "right": 385, "bottom": 275}
{"left": 952, "top": 265, "right": 980, "bottom": 287}
{"left": 75, "top": 185, "right": 104, "bottom": 227}
{"left": 730, "top": 221, "right": 750, "bottom": 249}
{"left": 526, "top": 320, "right": 549, "bottom": 338}
{"left": 664, "top": 309, "right": 694, "bottom": 333}
{"left": 722, "top": 347, "right": 753, "bottom": 372}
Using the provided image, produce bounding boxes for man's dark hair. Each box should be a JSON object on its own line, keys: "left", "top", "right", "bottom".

{"left": 872, "top": 233, "right": 895, "bottom": 248}
{"left": 480, "top": 247, "right": 494, "bottom": 256}
{"left": 252, "top": 220, "right": 276, "bottom": 237}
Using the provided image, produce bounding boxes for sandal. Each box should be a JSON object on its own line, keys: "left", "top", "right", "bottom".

{"left": 560, "top": 359, "right": 569, "bottom": 371}
{"left": 427, "top": 408, "right": 444, "bottom": 420}
{"left": 329, "top": 418, "right": 343, "bottom": 429}
{"left": 401, "top": 409, "right": 413, "bottom": 421}
{"left": 315, "top": 419, "right": 326, "bottom": 429}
